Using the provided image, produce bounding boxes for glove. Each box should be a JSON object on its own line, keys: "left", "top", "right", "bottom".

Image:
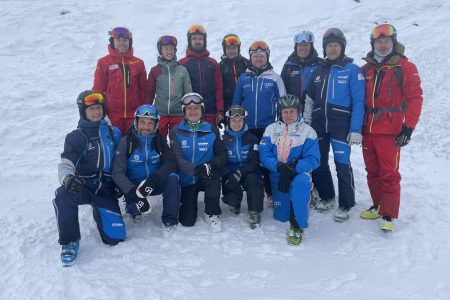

{"left": 395, "top": 125, "right": 413, "bottom": 147}
{"left": 278, "top": 176, "right": 294, "bottom": 193}
{"left": 194, "top": 163, "right": 214, "bottom": 179}
{"left": 124, "top": 189, "right": 139, "bottom": 204}
{"left": 63, "top": 175, "right": 85, "bottom": 194}
{"left": 224, "top": 173, "right": 241, "bottom": 191}
{"left": 347, "top": 132, "right": 362, "bottom": 146}
{"left": 276, "top": 162, "right": 297, "bottom": 178}
{"left": 136, "top": 175, "right": 160, "bottom": 198}
{"left": 124, "top": 189, "right": 151, "bottom": 217}
{"left": 216, "top": 113, "right": 225, "bottom": 126}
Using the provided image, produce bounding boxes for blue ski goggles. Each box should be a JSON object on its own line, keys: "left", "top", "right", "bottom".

{"left": 294, "top": 31, "right": 314, "bottom": 44}
{"left": 135, "top": 105, "right": 159, "bottom": 120}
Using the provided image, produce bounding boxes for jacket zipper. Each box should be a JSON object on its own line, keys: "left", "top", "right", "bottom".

{"left": 167, "top": 64, "right": 171, "bottom": 115}
{"left": 145, "top": 138, "right": 150, "bottom": 177}
{"left": 121, "top": 56, "right": 127, "bottom": 118}
{"left": 192, "top": 131, "right": 196, "bottom": 184}
{"left": 255, "top": 77, "right": 259, "bottom": 128}
{"left": 234, "top": 132, "right": 241, "bottom": 167}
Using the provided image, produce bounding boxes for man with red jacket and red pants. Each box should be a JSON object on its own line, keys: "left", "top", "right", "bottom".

{"left": 179, "top": 24, "right": 224, "bottom": 125}
{"left": 360, "top": 24, "right": 423, "bottom": 231}
{"left": 93, "top": 27, "right": 147, "bottom": 134}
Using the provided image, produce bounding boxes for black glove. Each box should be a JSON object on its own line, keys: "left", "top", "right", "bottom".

{"left": 124, "top": 188, "right": 139, "bottom": 204}
{"left": 136, "top": 174, "right": 160, "bottom": 198}
{"left": 278, "top": 176, "right": 294, "bottom": 193}
{"left": 63, "top": 175, "right": 85, "bottom": 194}
{"left": 224, "top": 173, "right": 241, "bottom": 191}
{"left": 194, "top": 163, "right": 215, "bottom": 179}
{"left": 395, "top": 125, "right": 413, "bottom": 147}
{"left": 276, "top": 161, "right": 297, "bottom": 178}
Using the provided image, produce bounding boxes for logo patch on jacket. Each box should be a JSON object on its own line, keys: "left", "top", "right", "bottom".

{"left": 131, "top": 154, "right": 142, "bottom": 163}
{"left": 291, "top": 71, "right": 300, "bottom": 76}
{"left": 109, "top": 64, "right": 119, "bottom": 71}
{"left": 181, "top": 140, "right": 189, "bottom": 149}
{"left": 314, "top": 75, "right": 321, "bottom": 82}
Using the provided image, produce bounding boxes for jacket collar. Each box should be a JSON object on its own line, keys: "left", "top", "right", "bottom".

{"left": 108, "top": 44, "right": 134, "bottom": 59}
{"left": 363, "top": 42, "right": 406, "bottom": 66}
{"left": 185, "top": 48, "right": 210, "bottom": 58}
{"left": 178, "top": 120, "right": 212, "bottom": 133}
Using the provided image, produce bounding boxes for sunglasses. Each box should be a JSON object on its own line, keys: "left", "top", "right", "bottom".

{"left": 84, "top": 93, "right": 105, "bottom": 106}
{"left": 371, "top": 24, "right": 395, "bottom": 39}
{"left": 224, "top": 36, "right": 240, "bottom": 46}
{"left": 160, "top": 35, "right": 177, "bottom": 46}
{"left": 182, "top": 93, "right": 203, "bottom": 105}
{"left": 226, "top": 107, "right": 247, "bottom": 118}
{"left": 294, "top": 31, "right": 314, "bottom": 44}
{"left": 110, "top": 27, "right": 132, "bottom": 39}
{"left": 249, "top": 40, "right": 269, "bottom": 52}
{"left": 188, "top": 24, "right": 206, "bottom": 34}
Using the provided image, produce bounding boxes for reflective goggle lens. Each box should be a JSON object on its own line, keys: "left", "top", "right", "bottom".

{"left": 188, "top": 24, "right": 206, "bottom": 34}
{"left": 227, "top": 107, "right": 246, "bottom": 118}
{"left": 160, "top": 35, "right": 177, "bottom": 46}
{"left": 182, "top": 94, "right": 203, "bottom": 105}
{"left": 371, "top": 24, "right": 395, "bottom": 39}
{"left": 249, "top": 41, "right": 269, "bottom": 52}
{"left": 224, "top": 36, "right": 240, "bottom": 46}
{"left": 137, "top": 108, "right": 157, "bottom": 119}
{"left": 294, "top": 31, "right": 314, "bottom": 43}
{"left": 84, "top": 93, "right": 105, "bottom": 106}
{"left": 110, "top": 27, "right": 132, "bottom": 39}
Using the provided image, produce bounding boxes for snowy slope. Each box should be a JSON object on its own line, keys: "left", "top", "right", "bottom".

{"left": 1, "top": 0, "right": 450, "bottom": 299}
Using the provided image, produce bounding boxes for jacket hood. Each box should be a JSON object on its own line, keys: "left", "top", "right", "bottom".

{"left": 247, "top": 63, "right": 273, "bottom": 77}
{"left": 157, "top": 55, "right": 179, "bottom": 67}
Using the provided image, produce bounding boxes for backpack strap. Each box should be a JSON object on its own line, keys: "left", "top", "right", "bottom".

{"left": 75, "top": 128, "right": 90, "bottom": 168}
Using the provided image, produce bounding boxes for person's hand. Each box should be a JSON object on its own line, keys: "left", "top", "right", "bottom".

{"left": 276, "top": 162, "right": 296, "bottom": 178}
{"left": 395, "top": 125, "right": 413, "bottom": 147}
{"left": 63, "top": 175, "right": 85, "bottom": 194}
{"left": 346, "top": 132, "right": 362, "bottom": 146}
{"left": 194, "top": 163, "right": 214, "bottom": 178}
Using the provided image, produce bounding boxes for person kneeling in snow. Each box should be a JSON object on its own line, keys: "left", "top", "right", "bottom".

{"left": 169, "top": 93, "right": 227, "bottom": 232}
{"left": 221, "top": 105, "right": 264, "bottom": 229}
{"left": 53, "top": 90, "right": 125, "bottom": 267}
{"left": 259, "top": 94, "right": 320, "bottom": 245}
{"left": 112, "top": 105, "right": 180, "bottom": 237}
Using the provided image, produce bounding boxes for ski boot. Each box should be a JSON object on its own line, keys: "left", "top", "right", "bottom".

{"left": 248, "top": 211, "right": 261, "bottom": 229}
{"left": 61, "top": 240, "right": 80, "bottom": 267}
{"left": 287, "top": 225, "right": 303, "bottom": 246}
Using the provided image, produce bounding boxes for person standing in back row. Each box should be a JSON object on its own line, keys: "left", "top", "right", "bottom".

{"left": 93, "top": 27, "right": 147, "bottom": 134}
{"left": 219, "top": 34, "right": 250, "bottom": 113}
{"left": 303, "top": 28, "right": 365, "bottom": 222}
{"left": 146, "top": 35, "right": 192, "bottom": 137}
{"left": 179, "top": 24, "right": 224, "bottom": 126}
{"left": 360, "top": 24, "right": 423, "bottom": 231}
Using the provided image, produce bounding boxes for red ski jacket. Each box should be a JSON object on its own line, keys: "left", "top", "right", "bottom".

{"left": 93, "top": 45, "right": 147, "bottom": 119}
{"left": 362, "top": 42, "right": 423, "bottom": 135}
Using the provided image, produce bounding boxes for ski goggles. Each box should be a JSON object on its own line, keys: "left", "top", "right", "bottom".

{"left": 371, "top": 24, "right": 396, "bottom": 39}
{"left": 224, "top": 35, "right": 241, "bottom": 46}
{"left": 226, "top": 106, "right": 247, "bottom": 118}
{"left": 182, "top": 93, "right": 203, "bottom": 106}
{"left": 249, "top": 40, "right": 269, "bottom": 52}
{"left": 159, "top": 35, "right": 177, "bottom": 46}
{"left": 135, "top": 105, "right": 159, "bottom": 120}
{"left": 110, "top": 27, "right": 132, "bottom": 39}
{"left": 188, "top": 24, "right": 206, "bottom": 34}
{"left": 84, "top": 93, "right": 105, "bottom": 106}
{"left": 294, "top": 31, "right": 314, "bottom": 43}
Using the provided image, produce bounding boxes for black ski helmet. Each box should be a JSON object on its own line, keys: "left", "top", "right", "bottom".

{"left": 222, "top": 33, "right": 241, "bottom": 54}
{"left": 322, "top": 28, "right": 346, "bottom": 57}
{"left": 187, "top": 24, "right": 207, "bottom": 50}
{"left": 76, "top": 90, "right": 107, "bottom": 120}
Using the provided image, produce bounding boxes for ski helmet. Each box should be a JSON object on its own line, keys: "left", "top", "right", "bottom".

{"left": 322, "top": 28, "right": 346, "bottom": 57}
{"left": 181, "top": 92, "right": 204, "bottom": 114}
{"left": 248, "top": 40, "right": 270, "bottom": 60}
{"left": 157, "top": 35, "right": 178, "bottom": 55}
{"left": 133, "top": 104, "right": 160, "bottom": 131}
{"left": 226, "top": 105, "right": 247, "bottom": 118}
{"left": 222, "top": 33, "right": 241, "bottom": 54}
{"left": 278, "top": 94, "right": 301, "bottom": 120}
{"left": 370, "top": 23, "right": 397, "bottom": 49}
{"left": 187, "top": 24, "right": 207, "bottom": 50}
{"left": 109, "top": 27, "right": 133, "bottom": 49}
{"left": 294, "top": 30, "right": 314, "bottom": 53}
{"left": 76, "top": 90, "right": 106, "bottom": 120}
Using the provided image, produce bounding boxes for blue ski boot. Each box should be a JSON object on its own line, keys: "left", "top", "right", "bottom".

{"left": 61, "top": 240, "right": 80, "bottom": 267}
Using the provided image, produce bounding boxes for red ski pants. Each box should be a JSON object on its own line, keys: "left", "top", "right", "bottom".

{"left": 362, "top": 134, "right": 401, "bottom": 218}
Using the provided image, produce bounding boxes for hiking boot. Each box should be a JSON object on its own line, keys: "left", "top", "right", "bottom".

{"left": 315, "top": 198, "right": 335, "bottom": 212}
{"left": 360, "top": 204, "right": 380, "bottom": 219}
{"left": 310, "top": 187, "right": 320, "bottom": 208}
{"left": 161, "top": 223, "right": 177, "bottom": 239}
{"left": 248, "top": 211, "right": 261, "bottom": 229}
{"left": 229, "top": 206, "right": 240, "bottom": 215}
{"left": 334, "top": 207, "right": 350, "bottom": 222}
{"left": 61, "top": 240, "right": 80, "bottom": 267}
{"left": 205, "top": 214, "right": 222, "bottom": 233}
{"left": 379, "top": 216, "right": 394, "bottom": 231}
{"left": 287, "top": 225, "right": 303, "bottom": 246}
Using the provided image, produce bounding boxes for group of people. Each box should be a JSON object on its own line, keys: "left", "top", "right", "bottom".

{"left": 52, "top": 23, "right": 423, "bottom": 266}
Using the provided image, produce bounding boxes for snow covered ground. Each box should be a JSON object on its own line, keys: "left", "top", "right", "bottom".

{"left": 1, "top": 0, "right": 449, "bottom": 299}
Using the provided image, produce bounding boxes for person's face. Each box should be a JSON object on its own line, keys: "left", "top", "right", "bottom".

{"left": 190, "top": 34, "right": 204, "bottom": 51}
{"left": 325, "top": 42, "right": 342, "bottom": 60}
{"left": 296, "top": 41, "right": 311, "bottom": 59}
{"left": 374, "top": 37, "right": 394, "bottom": 55}
{"left": 185, "top": 105, "right": 202, "bottom": 123}
{"left": 229, "top": 116, "right": 244, "bottom": 131}
{"left": 281, "top": 108, "right": 298, "bottom": 125}
{"left": 114, "top": 37, "right": 130, "bottom": 54}
{"left": 85, "top": 105, "right": 103, "bottom": 122}
{"left": 225, "top": 45, "right": 239, "bottom": 59}
{"left": 137, "top": 118, "right": 156, "bottom": 136}
{"left": 161, "top": 44, "right": 175, "bottom": 60}
{"left": 251, "top": 52, "right": 268, "bottom": 69}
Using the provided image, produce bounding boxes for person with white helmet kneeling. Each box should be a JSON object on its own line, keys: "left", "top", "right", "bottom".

{"left": 169, "top": 93, "right": 228, "bottom": 232}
